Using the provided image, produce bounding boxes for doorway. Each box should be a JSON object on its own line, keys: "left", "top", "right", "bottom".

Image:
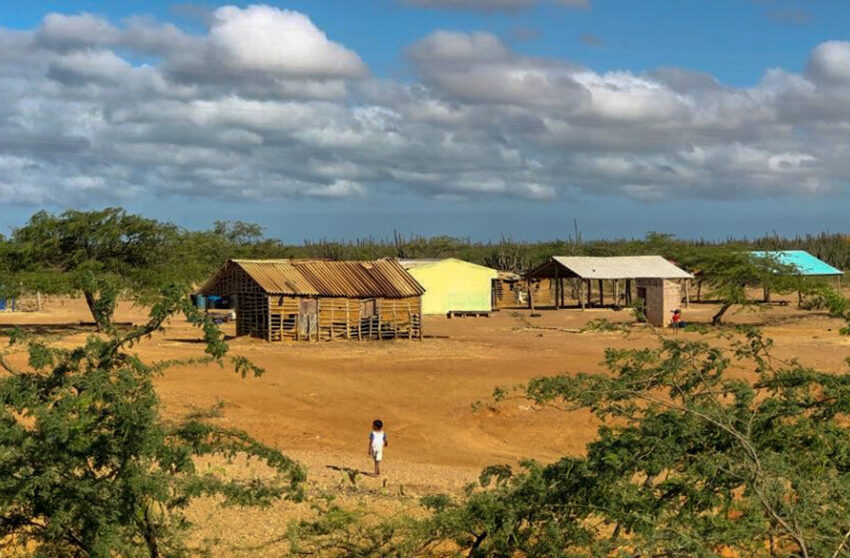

{"left": 298, "top": 298, "right": 318, "bottom": 339}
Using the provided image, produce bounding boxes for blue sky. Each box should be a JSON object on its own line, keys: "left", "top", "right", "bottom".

{"left": 1, "top": 0, "right": 849, "bottom": 241}
{"left": 7, "top": 0, "right": 843, "bottom": 84}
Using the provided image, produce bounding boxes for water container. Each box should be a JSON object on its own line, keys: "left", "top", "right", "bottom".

{"left": 195, "top": 295, "right": 206, "bottom": 311}
{"left": 0, "top": 298, "right": 5, "bottom": 311}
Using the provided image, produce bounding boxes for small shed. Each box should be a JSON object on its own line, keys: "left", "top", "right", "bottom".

{"left": 400, "top": 258, "right": 499, "bottom": 315}
{"left": 492, "top": 271, "right": 524, "bottom": 309}
{"left": 492, "top": 272, "right": 557, "bottom": 310}
{"left": 524, "top": 256, "right": 693, "bottom": 326}
{"left": 198, "top": 259, "right": 425, "bottom": 341}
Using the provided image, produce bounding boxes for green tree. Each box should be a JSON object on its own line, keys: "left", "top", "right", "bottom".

{"left": 0, "top": 287, "right": 304, "bottom": 557}
{"left": 412, "top": 329, "right": 850, "bottom": 557}
{"left": 692, "top": 250, "right": 798, "bottom": 325}
{"left": 1, "top": 208, "right": 182, "bottom": 330}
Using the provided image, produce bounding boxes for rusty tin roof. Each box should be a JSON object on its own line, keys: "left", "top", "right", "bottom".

{"left": 201, "top": 259, "right": 425, "bottom": 298}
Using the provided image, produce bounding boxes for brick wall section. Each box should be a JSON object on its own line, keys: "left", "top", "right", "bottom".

{"left": 637, "top": 278, "right": 681, "bottom": 327}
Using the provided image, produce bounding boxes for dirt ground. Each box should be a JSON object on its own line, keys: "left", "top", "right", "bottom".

{"left": 2, "top": 294, "right": 849, "bottom": 554}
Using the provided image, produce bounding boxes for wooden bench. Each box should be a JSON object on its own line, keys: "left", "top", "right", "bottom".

{"left": 446, "top": 310, "right": 491, "bottom": 319}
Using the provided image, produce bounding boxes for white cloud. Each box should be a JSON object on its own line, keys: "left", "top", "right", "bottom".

{"left": 170, "top": 5, "right": 367, "bottom": 80}
{"left": 36, "top": 13, "right": 120, "bottom": 50}
{"left": 305, "top": 179, "right": 366, "bottom": 198}
{"left": 807, "top": 41, "right": 850, "bottom": 84}
{"left": 408, "top": 31, "right": 586, "bottom": 108}
{"left": 0, "top": 9, "right": 849, "bottom": 207}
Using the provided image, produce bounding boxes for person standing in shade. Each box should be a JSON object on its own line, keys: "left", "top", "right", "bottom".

{"left": 368, "top": 419, "right": 388, "bottom": 476}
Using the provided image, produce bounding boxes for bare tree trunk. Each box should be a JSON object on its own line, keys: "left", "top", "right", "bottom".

{"left": 141, "top": 511, "right": 161, "bottom": 558}
{"left": 712, "top": 302, "right": 733, "bottom": 326}
{"left": 83, "top": 291, "right": 113, "bottom": 332}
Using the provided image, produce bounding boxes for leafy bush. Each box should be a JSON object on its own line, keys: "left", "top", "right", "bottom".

{"left": 0, "top": 288, "right": 304, "bottom": 557}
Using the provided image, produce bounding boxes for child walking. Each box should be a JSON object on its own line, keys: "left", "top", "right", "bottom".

{"left": 368, "top": 419, "right": 388, "bottom": 476}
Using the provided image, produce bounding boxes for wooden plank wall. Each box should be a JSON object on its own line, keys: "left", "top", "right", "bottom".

{"left": 264, "top": 295, "right": 422, "bottom": 342}
{"left": 268, "top": 295, "right": 299, "bottom": 341}
{"left": 318, "top": 298, "right": 361, "bottom": 340}
{"left": 492, "top": 279, "right": 524, "bottom": 309}
{"left": 208, "top": 265, "right": 269, "bottom": 339}
{"left": 377, "top": 297, "right": 421, "bottom": 340}
{"left": 492, "top": 278, "right": 561, "bottom": 309}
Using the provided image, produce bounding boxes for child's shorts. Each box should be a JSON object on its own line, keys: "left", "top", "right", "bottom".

{"left": 372, "top": 450, "right": 383, "bottom": 462}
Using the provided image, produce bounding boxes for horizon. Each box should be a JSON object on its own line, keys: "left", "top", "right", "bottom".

{"left": 1, "top": 1, "right": 849, "bottom": 240}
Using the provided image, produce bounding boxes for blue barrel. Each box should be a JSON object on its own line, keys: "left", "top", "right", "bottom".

{"left": 195, "top": 295, "right": 206, "bottom": 311}
{"left": 0, "top": 298, "right": 5, "bottom": 311}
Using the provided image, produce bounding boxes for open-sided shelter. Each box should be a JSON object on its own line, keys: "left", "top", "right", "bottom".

{"left": 400, "top": 258, "right": 498, "bottom": 316}
{"left": 524, "top": 256, "right": 693, "bottom": 326}
{"left": 198, "top": 259, "right": 425, "bottom": 341}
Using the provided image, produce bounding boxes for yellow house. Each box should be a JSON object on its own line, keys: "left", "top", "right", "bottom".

{"left": 400, "top": 258, "right": 499, "bottom": 315}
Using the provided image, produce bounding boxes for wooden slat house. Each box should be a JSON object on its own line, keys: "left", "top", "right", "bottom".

{"left": 198, "top": 259, "right": 425, "bottom": 341}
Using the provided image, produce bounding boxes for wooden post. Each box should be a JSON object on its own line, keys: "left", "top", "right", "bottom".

{"left": 526, "top": 279, "right": 532, "bottom": 309}
{"left": 613, "top": 279, "right": 619, "bottom": 308}
{"left": 598, "top": 279, "right": 604, "bottom": 307}
{"left": 684, "top": 279, "right": 690, "bottom": 308}
{"left": 528, "top": 279, "right": 536, "bottom": 315}
{"left": 579, "top": 280, "right": 585, "bottom": 310}
{"left": 560, "top": 278, "right": 565, "bottom": 307}
{"left": 36, "top": 291, "right": 42, "bottom": 311}
{"left": 586, "top": 279, "right": 592, "bottom": 307}
{"left": 358, "top": 304, "right": 362, "bottom": 341}
{"left": 346, "top": 301, "right": 351, "bottom": 339}
{"left": 554, "top": 266, "right": 560, "bottom": 310}
{"left": 377, "top": 300, "right": 383, "bottom": 340}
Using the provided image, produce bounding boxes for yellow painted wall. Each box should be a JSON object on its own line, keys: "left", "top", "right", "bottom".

{"left": 406, "top": 259, "right": 498, "bottom": 315}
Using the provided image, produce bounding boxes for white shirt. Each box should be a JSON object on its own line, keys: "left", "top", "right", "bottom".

{"left": 370, "top": 431, "right": 386, "bottom": 451}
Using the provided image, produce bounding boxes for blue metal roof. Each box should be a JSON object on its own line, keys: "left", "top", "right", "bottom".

{"left": 750, "top": 250, "right": 843, "bottom": 276}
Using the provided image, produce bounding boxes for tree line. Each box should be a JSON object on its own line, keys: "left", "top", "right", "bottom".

{"left": 0, "top": 208, "right": 843, "bottom": 330}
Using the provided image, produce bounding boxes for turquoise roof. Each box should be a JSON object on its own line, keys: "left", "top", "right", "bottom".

{"left": 750, "top": 250, "right": 843, "bottom": 276}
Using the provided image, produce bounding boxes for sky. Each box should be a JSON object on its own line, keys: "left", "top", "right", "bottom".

{"left": 1, "top": 0, "right": 849, "bottom": 242}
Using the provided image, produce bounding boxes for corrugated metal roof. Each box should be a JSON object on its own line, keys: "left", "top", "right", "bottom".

{"left": 201, "top": 259, "right": 425, "bottom": 298}
{"left": 399, "top": 258, "right": 498, "bottom": 275}
{"left": 542, "top": 256, "right": 693, "bottom": 280}
{"left": 751, "top": 250, "right": 843, "bottom": 276}
{"left": 398, "top": 258, "right": 444, "bottom": 269}
{"left": 497, "top": 271, "right": 522, "bottom": 281}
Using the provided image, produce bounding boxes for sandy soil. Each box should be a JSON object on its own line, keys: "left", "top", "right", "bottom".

{"left": 2, "top": 294, "right": 848, "bottom": 554}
